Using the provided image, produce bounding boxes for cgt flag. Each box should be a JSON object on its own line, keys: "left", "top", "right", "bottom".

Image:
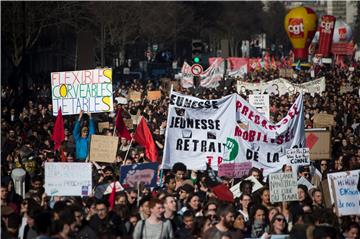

{"left": 134, "top": 117, "right": 158, "bottom": 162}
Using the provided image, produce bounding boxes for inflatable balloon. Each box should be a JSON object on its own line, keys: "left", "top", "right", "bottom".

{"left": 284, "top": 7, "right": 317, "bottom": 61}
{"left": 333, "top": 19, "right": 352, "bottom": 43}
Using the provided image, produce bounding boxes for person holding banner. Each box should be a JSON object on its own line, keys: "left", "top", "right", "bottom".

{"left": 73, "top": 111, "right": 95, "bottom": 161}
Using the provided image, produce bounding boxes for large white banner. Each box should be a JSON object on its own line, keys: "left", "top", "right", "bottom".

{"left": 162, "top": 91, "right": 237, "bottom": 170}
{"left": 51, "top": 68, "right": 113, "bottom": 116}
{"left": 234, "top": 93, "right": 305, "bottom": 176}
{"left": 45, "top": 163, "right": 92, "bottom": 196}
{"left": 237, "top": 77, "right": 325, "bottom": 96}
{"left": 162, "top": 92, "right": 305, "bottom": 176}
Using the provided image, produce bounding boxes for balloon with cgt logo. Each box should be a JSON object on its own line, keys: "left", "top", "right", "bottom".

{"left": 284, "top": 6, "right": 317, "bottom": 61}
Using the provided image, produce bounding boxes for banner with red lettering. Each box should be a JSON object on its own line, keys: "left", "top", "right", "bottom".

{"left": 161, "top": 91, "right": 305, "bottom": 176}
{"left": 233, "top": 93, "right": 305, "bottom": 176}
{"left": 317, "top": 15, "right": 336, "bottom": 57}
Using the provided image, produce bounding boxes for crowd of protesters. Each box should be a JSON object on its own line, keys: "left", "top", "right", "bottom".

{"left": 1, "top": 60, "right": 360, "bottom": 239}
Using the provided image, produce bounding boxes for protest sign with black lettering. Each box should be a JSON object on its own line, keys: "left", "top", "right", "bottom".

{"left": 330, "top": 172, "right": 360, "bottom": 216}
{"left": 286, "top": 148, "right": 310, "bottom": 166}
{"left": 120, "top": 163, "right": 158, "bottom": 188}
{"left": 249, "top": 94, "right": 270, "bottom": 120}
{"left": 51, "top": 68, "right": 113, "bottom": 116}
{"left": 45, "top": 163, "right": 92, "bottom": 196}
{"left": 269, "top": 172, "right": 299, "bottom": 203}
{"left": 162, "top": 91, "right": 238, "bottom": 170}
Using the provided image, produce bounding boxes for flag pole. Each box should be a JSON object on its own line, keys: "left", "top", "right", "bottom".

{"left": 159, "top": 84, "right": 173, "bottom": 188}
{"left": 123, "top": 138, "right": 134, "bottom": 162}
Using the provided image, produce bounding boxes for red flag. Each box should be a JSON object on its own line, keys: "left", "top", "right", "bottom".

{"left": 133, "top": 117, "right": 158, "bottom": 162}
{"left": 109, "top": 181, "right": 116, "bottom": 210}
{"left": 52, "top": 108, "right": 65, "bottom": 151}
{"left": 115, "top": 109, "right": 132, "bottom": 141}
{"left": 205, "top": 164, "right": 234, "bottom": 203}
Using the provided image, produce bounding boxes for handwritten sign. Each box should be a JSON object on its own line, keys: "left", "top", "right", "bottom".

{"left": 147, "top": 91, "right": 162, "bottom": 101}
{"left": 249, "top": 94, "right": 270, "bottom": 120}
{"left": 269, "top": 172, "right": 299, "bottom": 203}
{"left": 305, "top": 129, "right": 331, "bottom": 160}
{"left": 327, "top": 170, "right": 360, "bottom": 205}
{"left": 51, "top": 68, "right": 113, "bottom": 116}
{"left": 45, "top": 163, "right": 92, "bottom": 196}
{"left": 331, "top": 173, "right": 360, "bottom": 216}
{"left": 120, "top": 163, "right": 158, "bottom": 188}
{"left": 286, "top": 148, "right": 310, "bottom": 166}
{"left": 218, "top": 162, "right": 252, "bottom": 178}
{"left": 128, "top": 90, "right": 141, "bottom": 102}
{"left": 90, "top": 135, "right": 119, "bottom": 163}
{"left": 98, "top": 122, "right": 110, "bottom": 133}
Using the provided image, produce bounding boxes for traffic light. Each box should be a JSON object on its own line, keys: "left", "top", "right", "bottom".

{"left": 192, "top": 40, "right": 202, "bottom": 64}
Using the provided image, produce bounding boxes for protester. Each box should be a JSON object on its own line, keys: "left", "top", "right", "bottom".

{"left": 1, "top": 54, "right": 360, "bottom": 239}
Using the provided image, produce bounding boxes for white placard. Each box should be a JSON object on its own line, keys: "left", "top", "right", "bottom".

{"left": 269, "top": 172, "right": 299, "bottom": 203}
{"left": 331, "top": 173, "right": 360, "bottom": 216}
{"left": 249, "top": 94, "right": 270, "bottom": 120}
{"left": 45, "top": 163, "right": 92, "bottom": 196}
{"left": 51, "top": 68, "right": 113, "bottom": 116}
{"left": 286, "top": 148, "right": 310, "bottom": 166}
{"left": 327, "top": 170, "right": 360, "bottom": 205}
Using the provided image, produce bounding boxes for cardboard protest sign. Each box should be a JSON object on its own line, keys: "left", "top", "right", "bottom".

{"left": 305, "top": 129, "right": 331, "bottom": 160}
{"left": 330, "top": 172, "right": 360, "bottom": 216}
{"left": 286, "top": 148, "right": 310, "bottom": 166}
{"left": 249, "top": 94, "right": 270, "bottom": 120}
{"left": 313, "top": 113, "right": 336, "bottom": 128}
{"left": 120, "top": 163, "right": 158, "bottom": 188}
{"left": 218, "top": 162, "right": 252, "bottom": 178}
{"left": 327, "top": 170, "right": 360, "bottom": 205}
{"left": 45, "top": 163, "right": 92, "bottom": 196}
{"left": 98, "top": 122, "right": 110, "bottom": 133}
{"left": 90, "top": 135, "right": 119, "bottom": 163}
{"left": 230, "top": 175, "right": 263, "bottom": 198}
{"left": 279, "top": 68, "right": 294, "bottom": 78}
{"left": 128, "top": 91, "right": 141, "bottom": 102}
{"left": 269, "top": 172, "right": 299, "bottom": 203}
{"left": 51, "top": 68, "right": 113, "bottom": 116}
{"left": 147, "top": 91, "right": 162, "bottom": 101}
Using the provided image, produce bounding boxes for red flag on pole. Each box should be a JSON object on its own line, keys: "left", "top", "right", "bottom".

{"left": 115, "top": 109, "right": 132, "bottom": 141}
{"left": 133, "top": 117, "right": 158, "bottom": 162}
{"left": 109, "top": 181, "right": 116, "bottom": 210}
{"left": 52, "top": 107, "right": 65, "bottom": 151}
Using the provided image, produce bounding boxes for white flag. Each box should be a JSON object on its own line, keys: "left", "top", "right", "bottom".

{"left": 180, "top": 62, "right": 194, "bottom": 88}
